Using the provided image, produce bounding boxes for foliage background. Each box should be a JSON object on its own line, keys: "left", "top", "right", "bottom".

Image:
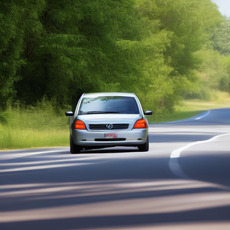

{"left": 0, "top": 0, "right": 230, "bottom": 143}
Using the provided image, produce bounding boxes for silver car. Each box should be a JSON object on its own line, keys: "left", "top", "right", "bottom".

{"left": 65, "top": 92, "right": 152, "bottom": 153}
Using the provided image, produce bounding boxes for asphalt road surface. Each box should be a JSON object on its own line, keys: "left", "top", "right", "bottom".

{"left": 1, "top": 108, "right": 230, "bottom": 230}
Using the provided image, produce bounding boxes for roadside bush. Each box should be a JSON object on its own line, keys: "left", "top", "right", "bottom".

{"left": 0, "top": 101, "right": 69, "bottom": 149}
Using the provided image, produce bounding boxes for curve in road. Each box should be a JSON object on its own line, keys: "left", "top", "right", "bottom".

{"left": 167, "top": 108, "right": 230, "bottom": 187}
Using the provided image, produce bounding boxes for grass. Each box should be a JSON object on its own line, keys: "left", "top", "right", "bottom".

{"left": 0, "top": 128, "right": 69, "bottom": 149}
{"left": 0, "top": 91, "right": 229, "bottom": 150}
{"left": 0, "top": 104, "right": 69, "bottom": 150}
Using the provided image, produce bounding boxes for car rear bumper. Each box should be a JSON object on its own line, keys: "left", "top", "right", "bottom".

{"left": 71, "top": 129, "right": 148, "bottom": 147}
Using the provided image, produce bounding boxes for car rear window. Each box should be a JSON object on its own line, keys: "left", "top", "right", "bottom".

{"left": 79, "top": 96, "right": 139, "bottom": 115}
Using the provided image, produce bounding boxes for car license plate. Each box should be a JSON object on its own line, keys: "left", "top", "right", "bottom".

{"left": 105, "top": 134, "right": 117, "bottom": 139}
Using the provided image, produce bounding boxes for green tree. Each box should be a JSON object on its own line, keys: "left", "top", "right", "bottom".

{"left": 0, "top": 0, "right": 46, "bottom": 108}
{"left": 212, "top": 18, "right": 230, "bottom": 56}
{"left": 155, "top": 0, "right": 222, "bottom": 76}
{"left": 14, "top": 0, "right": 141, "bottom": 107}
{"left": 0, "top": 0, "right": 224, "bottom": 114}
{"left": 14, "top": 0, "right": 46, "bottom": 105}
{"left": 196, "top": 48, "right": 229, "bottom": 94}
{"left": 0, "top": 1, "right": 24, "bottom": 109}
{"left": 135, "top": 0, "right": 222, "bottom": 111}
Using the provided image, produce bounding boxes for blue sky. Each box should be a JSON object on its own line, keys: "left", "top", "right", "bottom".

{"left": 211, "top": 0, "right": 230, "bottom": 17}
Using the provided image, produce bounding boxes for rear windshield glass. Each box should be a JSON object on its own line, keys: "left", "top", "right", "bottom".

{"left": 79, "top": 96, "right": 139, "bottom": 115}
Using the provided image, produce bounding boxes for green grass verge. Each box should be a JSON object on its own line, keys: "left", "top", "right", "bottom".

{"left": 0, "top": 105, "right": 69, "bottom": 150}
{"left": 0, "top": 127, "right": 69, "bottom": 149}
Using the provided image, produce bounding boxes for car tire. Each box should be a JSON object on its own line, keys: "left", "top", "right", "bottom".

{"left": 138, "top": 136, "right": 149, "bottom": 151}
{"left": 70, "top": 137, "right": 81, "bottom": 154}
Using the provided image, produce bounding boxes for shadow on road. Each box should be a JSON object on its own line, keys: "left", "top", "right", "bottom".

{"left": 1, "top": 206, "right": 230, "bottom": 230}
{"left": 1, "top": 147, "right": 230, "bottom": 229}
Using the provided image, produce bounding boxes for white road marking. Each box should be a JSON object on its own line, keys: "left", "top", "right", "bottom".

{"left": 195, "top": 110, "right": 210, "bottom": 120}
{"left": 169, "top": 133, "right": 230, "bottom": 179}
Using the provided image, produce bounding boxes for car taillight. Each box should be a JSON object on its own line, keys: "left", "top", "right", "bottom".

{"left": 133, "top": 119, "right": 148, "bottom": 129}
{"left": 74, "top": 120, "right": 86, "bottom": 129}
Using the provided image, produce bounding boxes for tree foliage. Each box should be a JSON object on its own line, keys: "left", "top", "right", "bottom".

{"left": 212, "top": 18, "right": 230, "bottom": 56}
{"left": 0, "top": 0, "right": 226, "bottom": 113}
{"left": 135, "top": 0, "right": 223, "bottom": 111}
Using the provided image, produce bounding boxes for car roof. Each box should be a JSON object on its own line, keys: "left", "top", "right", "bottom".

{"left": 82, "top": 92, "right": 137, "bottom": 98}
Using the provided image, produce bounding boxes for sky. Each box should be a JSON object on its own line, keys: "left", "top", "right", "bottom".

{"left": 211, "top": 0, "right": 230, "bottom": 17}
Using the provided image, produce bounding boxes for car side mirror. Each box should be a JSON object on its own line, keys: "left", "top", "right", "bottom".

{"left": 65, "top": 111, "right": 74, "bottom": 116}
{"left": 144, "top": 110, "right": 152, "bottom": 116}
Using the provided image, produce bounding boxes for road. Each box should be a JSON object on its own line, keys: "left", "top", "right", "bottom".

{"left": 0, "top": 108, "right": 230, "bottom": 230}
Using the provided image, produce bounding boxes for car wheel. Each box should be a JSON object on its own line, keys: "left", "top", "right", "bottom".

{"left": 70, "top": 137, "right": 81, "bottom": 154}
{"left": 138, "top": 136, "right": 149, "bottom": 151}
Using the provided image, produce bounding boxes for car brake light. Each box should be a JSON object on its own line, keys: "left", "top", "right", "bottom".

{"left": 74, "top": 120, "right": 86, "bottom": 129}
{"left": 133, "top": 119, "right": 148, "bottom": 129}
